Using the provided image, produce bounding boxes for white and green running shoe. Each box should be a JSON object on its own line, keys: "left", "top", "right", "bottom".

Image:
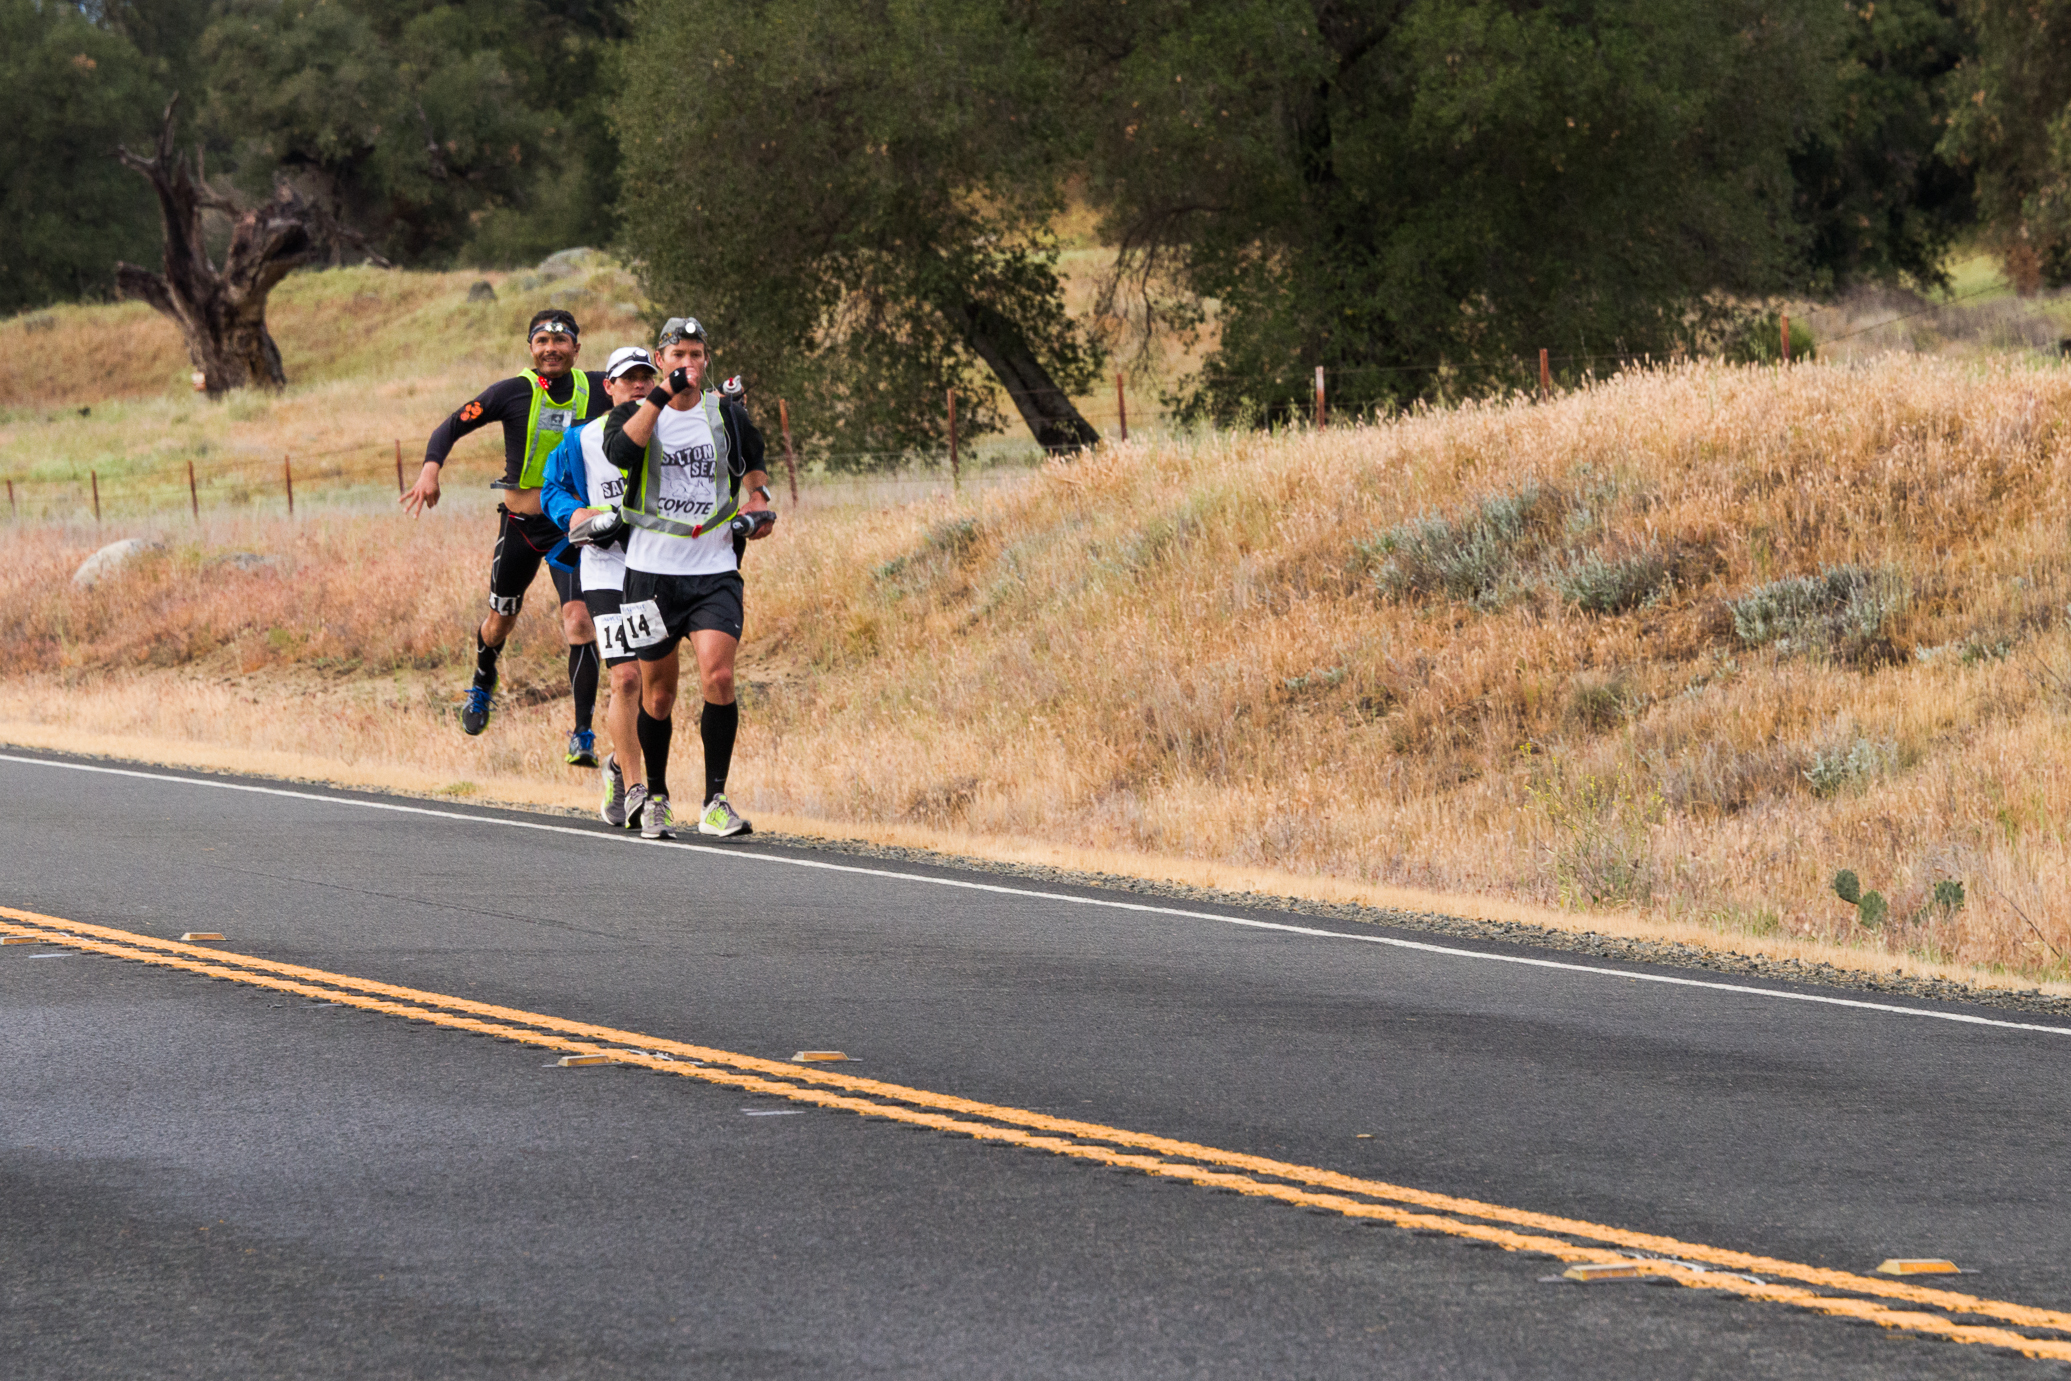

{"left": 698, "top": 793, "right": 750, "bottom": 838}
{"left": 640, "top": 793, "right": 677, "bottom": 840}
{"left": 599, "top": 753, "right": 627, "bottom": 827}
{"left": 623, "top": 782, "right": 650, "bottom": 833}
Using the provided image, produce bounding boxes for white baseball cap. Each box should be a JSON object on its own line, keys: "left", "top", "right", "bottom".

{"left": 605, "top": 345, "right": 659, "bottom": 379}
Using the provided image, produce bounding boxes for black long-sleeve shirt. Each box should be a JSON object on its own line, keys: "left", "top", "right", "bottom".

{"left": 424, "top": 370, "right": 610, "bottom": 486}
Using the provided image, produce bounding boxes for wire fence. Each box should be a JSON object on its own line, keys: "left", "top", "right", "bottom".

{"left": 1, "top": 441, "right": 417, "bottom": 527}
{"left": 6, "top": 323, "right": 2064, "bottom": 525}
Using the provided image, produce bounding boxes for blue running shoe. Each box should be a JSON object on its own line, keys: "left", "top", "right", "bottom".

{"left": 460, "top": 684, "right": 493, "bottom": 736}
{"left": 566, "top": 728, "right": 597, "bottom": 768}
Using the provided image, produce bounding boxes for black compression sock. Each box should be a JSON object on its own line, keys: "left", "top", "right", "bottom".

{"left": 568, "top": 643, "right": 598, "bottom": 732}
{"left": 637, "top": 708, "right": 672, "bottom": 801}
{"left": 701, "top": 699, "right": 738, "bottom": 804}
{"left": 472, "top": 629, "right": 502, "bottom": 691}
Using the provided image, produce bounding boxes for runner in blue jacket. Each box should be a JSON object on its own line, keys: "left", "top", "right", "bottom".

{"left": 543, "top": 346, "right": 660, "bottom": 827}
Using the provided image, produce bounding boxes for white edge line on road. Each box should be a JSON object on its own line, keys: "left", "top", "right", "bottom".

{"left": 6, "top": 750, "right": 2068, "bottom": 1040}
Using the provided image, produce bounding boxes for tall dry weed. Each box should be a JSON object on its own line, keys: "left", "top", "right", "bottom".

{"left": 8, "top": 356, "right": 2071, "bottom": 976}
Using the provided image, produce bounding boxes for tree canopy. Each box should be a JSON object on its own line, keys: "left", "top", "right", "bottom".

{"left": 1076, "top": 0, "right": 1974, "bottom": 418}
{"left": 0, "top": 0, "right": 2019, "bottom": 432}
{"left": 0, "top": 0, "right": 166, "bottom": 314}
{"left": 198, "top": 0, "right": 626, "bottom": 265}
{"left": 617, "top": 0, "right": 1105, "bottom": 459}
{"left": 1943, "top": 0, "right": 2071, "bottom": 289}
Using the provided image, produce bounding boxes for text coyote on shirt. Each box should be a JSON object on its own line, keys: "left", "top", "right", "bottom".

{"left": 657, "top": 441, "right": 717, "bottom": 515}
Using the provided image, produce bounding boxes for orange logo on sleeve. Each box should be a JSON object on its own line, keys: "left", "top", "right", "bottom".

{"left": 460, "top": 401, "right": 484, "bottom": 422}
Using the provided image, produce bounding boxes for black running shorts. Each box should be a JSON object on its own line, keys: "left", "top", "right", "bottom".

{"left": 620, "top": 569, "right": 745, "bottom": 662}
{"left": 582, "top": 586, "right": 639, "bottom": 668}
{"left": 488, "top": 505, "right": 578, "bottom": 614}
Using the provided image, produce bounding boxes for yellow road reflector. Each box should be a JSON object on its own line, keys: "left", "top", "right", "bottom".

{"left": 793, "top": 1050, "right": 849, "bottom": 1062}
{"left": 181, "top": 933, "right": 226, "bottom": 943}
{"left": 1878, "top": 1259, "right": 1962, "bottom": 1275}
{"left": 556, "top": 1054, "right": 613, "bottom": 1067}
{"left": 1564, "top": 1261, "right": 1647, "bottom": 1282}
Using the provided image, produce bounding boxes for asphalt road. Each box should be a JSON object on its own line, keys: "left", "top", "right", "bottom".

{"left": 3, "top": 747, "right": 2068, "bottom": 1379}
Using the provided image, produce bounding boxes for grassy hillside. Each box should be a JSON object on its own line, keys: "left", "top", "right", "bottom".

{"left": 0, "top": 258, "right": 652, "bottom": 515}
{"left": 0, "top": 243, "right": 1196, "bottom": 516}
{"left": 5, "top": 344, "right": 2071, "bottom": 983}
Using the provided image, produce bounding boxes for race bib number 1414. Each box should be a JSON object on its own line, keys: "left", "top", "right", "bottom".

{"left": 619, "top": 599, "right": 667, "bottom": 649}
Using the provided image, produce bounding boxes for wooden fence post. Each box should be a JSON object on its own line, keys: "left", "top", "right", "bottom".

{"left": 777, "top": 399, "right": 799, "bottom": 505}
{"left": 1116, "top": 373, "right": 1129, "bottom": 442}
{"left": 1314, "top": 365, "right": 1326, "bottom": 429}
{"left": 284, "top": 454, "right": 294, "bottom": 515}
{"left": 395, "top": 440, "right": 405, "bottom": 494}
{"left": 188, "top": 460, "right": 199, "bottom": 521}
{"left": 5, "top": 479, "right": 13, "bottom": 520}
{"left": 91, "top": 470, "right": 100, "bottom": 523}
{"left": 1539, "top": 348, "right": 1552, "bottom": 401}
{"left": 946, "top": 389, "right": 959, "bottom": 494}
{"left": 1781, "top": 312, "right": 1792, "bottom": 365}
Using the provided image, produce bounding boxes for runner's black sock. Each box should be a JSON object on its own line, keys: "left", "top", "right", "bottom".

{"left": 568, "top": 643, "right": 598, "bottom": 732}
{"left": 701, "top": 699, "right": 738, "bottom": 804}
{"left": 638, "top": 708, "right": 672, "bottom": 800}
{"left": 472, "top": 628, "right": 501, "bottom": 691}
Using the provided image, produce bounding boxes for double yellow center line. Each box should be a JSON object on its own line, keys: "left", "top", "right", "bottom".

{"left": 8, "top": 904, "right": 2068, "bottom": 1361}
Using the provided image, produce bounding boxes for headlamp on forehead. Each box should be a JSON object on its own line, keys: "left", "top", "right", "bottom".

{"left": 527, "top": 311, "right": 580, "bottom": 342}
{"left": 657, "top": 316, "right": 707, "bottom": 349}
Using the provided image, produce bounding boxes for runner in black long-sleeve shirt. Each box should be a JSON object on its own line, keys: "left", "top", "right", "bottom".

{"left": 401, "top": 309, "right": 612, "bottom": 754}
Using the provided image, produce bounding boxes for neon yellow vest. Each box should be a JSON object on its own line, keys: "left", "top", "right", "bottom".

{"left": 519, "top": 370, "right": 591, "bottom": 489}
{"left": 624, "top": 392, "right": 740, "bottom": 538}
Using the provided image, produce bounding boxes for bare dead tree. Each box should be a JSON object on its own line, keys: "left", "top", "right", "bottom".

{"left": 114, "top": 96, "right": 390, "bottom": 397}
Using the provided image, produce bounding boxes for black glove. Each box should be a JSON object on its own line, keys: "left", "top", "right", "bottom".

{"left": 668, "top": 367, "right": 695, "bottom": 395}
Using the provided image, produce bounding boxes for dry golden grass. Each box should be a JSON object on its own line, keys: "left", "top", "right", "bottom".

{"left": 8, "top": 353, "right": 2071, "bottom": 986}
{"left": 0, "top": 264, "right": 653, "bottom": 518}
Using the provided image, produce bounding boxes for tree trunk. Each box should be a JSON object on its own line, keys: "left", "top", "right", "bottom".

{"left": 114, "top": 97, "right": 383, "bottom": 397}
{"left": 954, "top": 299, "right": 1101, "bottom": 453}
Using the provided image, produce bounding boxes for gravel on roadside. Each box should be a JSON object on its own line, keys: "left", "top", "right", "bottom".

{"left": 744, "top": 829, "right": 2071, "bottom": 1021}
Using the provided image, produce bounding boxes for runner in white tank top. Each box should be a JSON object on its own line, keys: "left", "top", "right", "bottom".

{"left": 542, "top": 346, "right": 662, "bottom": 825}
{"left": 599, "top": 317, "right": 776, "bottom": 840}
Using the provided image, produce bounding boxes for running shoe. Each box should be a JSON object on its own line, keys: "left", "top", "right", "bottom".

{"left": 622, "top": 782, "right": 649, "bottom": 832}
{"left": 566, "top": 728, "right": 598, "bottom": 768}
{"left": 599, "top": 752, "right": 627, "bottom": 827}
{"left": 460, "top": 684, "right": 493, "bottom": 736}
{"left": 641, "top": 793, "right": 677, "bottom": 840}
{"left": 698, "top": 793, "right": 751, "bottom": 838}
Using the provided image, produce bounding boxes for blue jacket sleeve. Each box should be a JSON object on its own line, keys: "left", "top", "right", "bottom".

{"left": 540, "top": 426, "right": 589, "bottom": 530}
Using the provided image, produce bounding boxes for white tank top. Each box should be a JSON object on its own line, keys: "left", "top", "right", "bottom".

{"left": 576, "top": 418, "right": 627, "bottom": 592}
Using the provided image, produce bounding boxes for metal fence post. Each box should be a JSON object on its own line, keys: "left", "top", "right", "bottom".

{"left": 777, "top": 400, "right": 799, "bottom": 505}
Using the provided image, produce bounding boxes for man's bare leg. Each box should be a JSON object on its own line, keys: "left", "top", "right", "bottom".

{"left": 607, "top": 663, "right": 644, "bottom": 787}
